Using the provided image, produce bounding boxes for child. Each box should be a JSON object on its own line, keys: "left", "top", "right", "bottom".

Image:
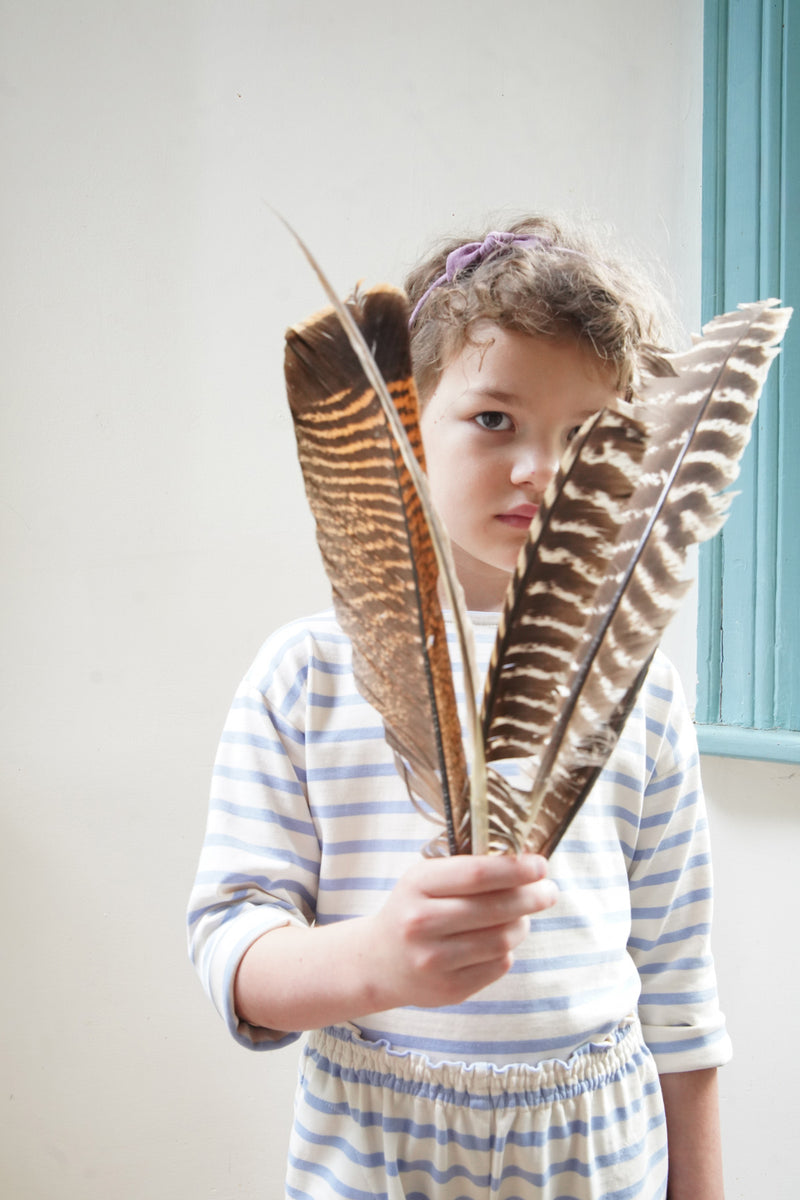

{"left": 188, "top": 216, "right": 730, "bottom": 1200}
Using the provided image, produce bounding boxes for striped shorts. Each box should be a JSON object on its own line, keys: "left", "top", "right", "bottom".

{"left": 285, "top": 1017, "right": 668, "bottom": 1200}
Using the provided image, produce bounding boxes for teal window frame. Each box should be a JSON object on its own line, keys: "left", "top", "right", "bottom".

{"left": 697, "top": 0, "right": 800, "bottom": 761}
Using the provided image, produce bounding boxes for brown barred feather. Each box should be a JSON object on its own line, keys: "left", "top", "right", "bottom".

{"left": 507, "top": 299, "right": 793, "bottom": 856}
{"left": 284, "top": 288, "right": 469, "bottom": 853}
{"left": 477, "top": 408, "right": 648, "bottom": 853}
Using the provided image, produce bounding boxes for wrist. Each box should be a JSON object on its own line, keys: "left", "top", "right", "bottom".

{"left": 341, "top": 913, "right": 396, "bottom": 1015}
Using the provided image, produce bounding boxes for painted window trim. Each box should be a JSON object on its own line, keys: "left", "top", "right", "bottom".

{"left": 696, "top": 0, "right": 800, "bottom": 762}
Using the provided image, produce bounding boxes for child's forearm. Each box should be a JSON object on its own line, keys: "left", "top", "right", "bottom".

{"left": 234, "top": 853, "right": 558, "bottom": 1033}
{"left": 660, "top": 1067, "right": 724, "bottom": 1200}
{"left": 234, "top": 917, "right": 392, "bottom": 1032}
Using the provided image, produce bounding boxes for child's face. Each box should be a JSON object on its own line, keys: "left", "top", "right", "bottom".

{"left": 420, "top": 323, "right": 621, "bottom": 611}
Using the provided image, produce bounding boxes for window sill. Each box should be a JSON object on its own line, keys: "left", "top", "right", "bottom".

{"left": 695, "top": 723, "right": 800, "bottom": 764}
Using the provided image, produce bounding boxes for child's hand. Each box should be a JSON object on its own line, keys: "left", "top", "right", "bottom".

{"left": 360, "top": 854, "right": 558, "bottom": 1011}
{"left": 234, "top": 853, "right": 558, "bottom": 1032}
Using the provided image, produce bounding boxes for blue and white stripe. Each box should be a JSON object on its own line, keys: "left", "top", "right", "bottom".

{"left": 187, "top": 608, "right": 732, "bottom": 1194}
{"left": 189, "top": 608, "right": 729, "bottom": 1077}
{"left": 286, "top": 1018, "right": 668, "bottom": 1200}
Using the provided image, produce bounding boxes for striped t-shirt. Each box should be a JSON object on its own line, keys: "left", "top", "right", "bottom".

{"left": 188, "top": 609, "right": 731, "bottom": 1074}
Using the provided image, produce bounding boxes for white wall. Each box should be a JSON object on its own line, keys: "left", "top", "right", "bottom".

{"left": 700, "top": 756, "right": 800, "bottom": 1198}
{"left": 2, "top": 2, "right": 796, "bottom": 1197}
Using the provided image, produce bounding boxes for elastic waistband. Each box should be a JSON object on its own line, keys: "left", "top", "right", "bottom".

{"left": 305, "top": 1016, "right": 649, "bottom": 1111}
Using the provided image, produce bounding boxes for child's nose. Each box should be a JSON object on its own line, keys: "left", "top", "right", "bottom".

{"left": 509, "top": 445, "right": 559, "bottom": 493}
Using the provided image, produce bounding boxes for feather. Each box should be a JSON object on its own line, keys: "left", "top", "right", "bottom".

{"left": 478, "top": 408, "right": 649, "bottom": 853}
{"left": 284, "top": 286, "right": 472, "bottom": 853}
{"left": 280, "top": 219, "right": 494, "bottom": 854}
{"left": 481, "top": 299, "right": 792, "bottom": 857}
{"left": 281, "top": 221, "right": 791, "bottom": 858}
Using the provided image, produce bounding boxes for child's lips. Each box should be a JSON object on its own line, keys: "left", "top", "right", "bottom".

{"left": 496, "top": 504, "right": 539, "bottom": 530}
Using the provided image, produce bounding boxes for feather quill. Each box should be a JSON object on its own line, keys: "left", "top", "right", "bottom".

{"left": 280, "top": 221, "right": 791, "bottom": 857}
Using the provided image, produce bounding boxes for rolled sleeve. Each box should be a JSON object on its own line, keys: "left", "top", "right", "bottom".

{"left": 187, "top": 627, "right": 322, "bottom": 1049}
{"left": 628, "top": 659, "right": 732, "bottom": 1073}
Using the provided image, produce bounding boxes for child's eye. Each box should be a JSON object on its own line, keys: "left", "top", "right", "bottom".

{"left": 474, "top": 411, "right": 513, "bottom": 431}
{"left": 565, "top": 424, "right": 583, "bottom": 444}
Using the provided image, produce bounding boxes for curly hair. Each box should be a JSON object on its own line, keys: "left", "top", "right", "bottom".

{"left": 404, "top": 215, "right": 675, "bottom": 401}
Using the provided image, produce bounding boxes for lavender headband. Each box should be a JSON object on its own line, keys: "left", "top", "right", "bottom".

{"left": 407, "top": 230, "right": 585, "bottom": 327}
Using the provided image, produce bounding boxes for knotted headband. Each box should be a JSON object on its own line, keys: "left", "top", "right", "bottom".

{"left": 408, "top": 230, "right": 586, "bottom": 327}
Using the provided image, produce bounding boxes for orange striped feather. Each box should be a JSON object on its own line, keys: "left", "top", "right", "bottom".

{"left": 284, "top": 288, "right": 469, "bottom": 853}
